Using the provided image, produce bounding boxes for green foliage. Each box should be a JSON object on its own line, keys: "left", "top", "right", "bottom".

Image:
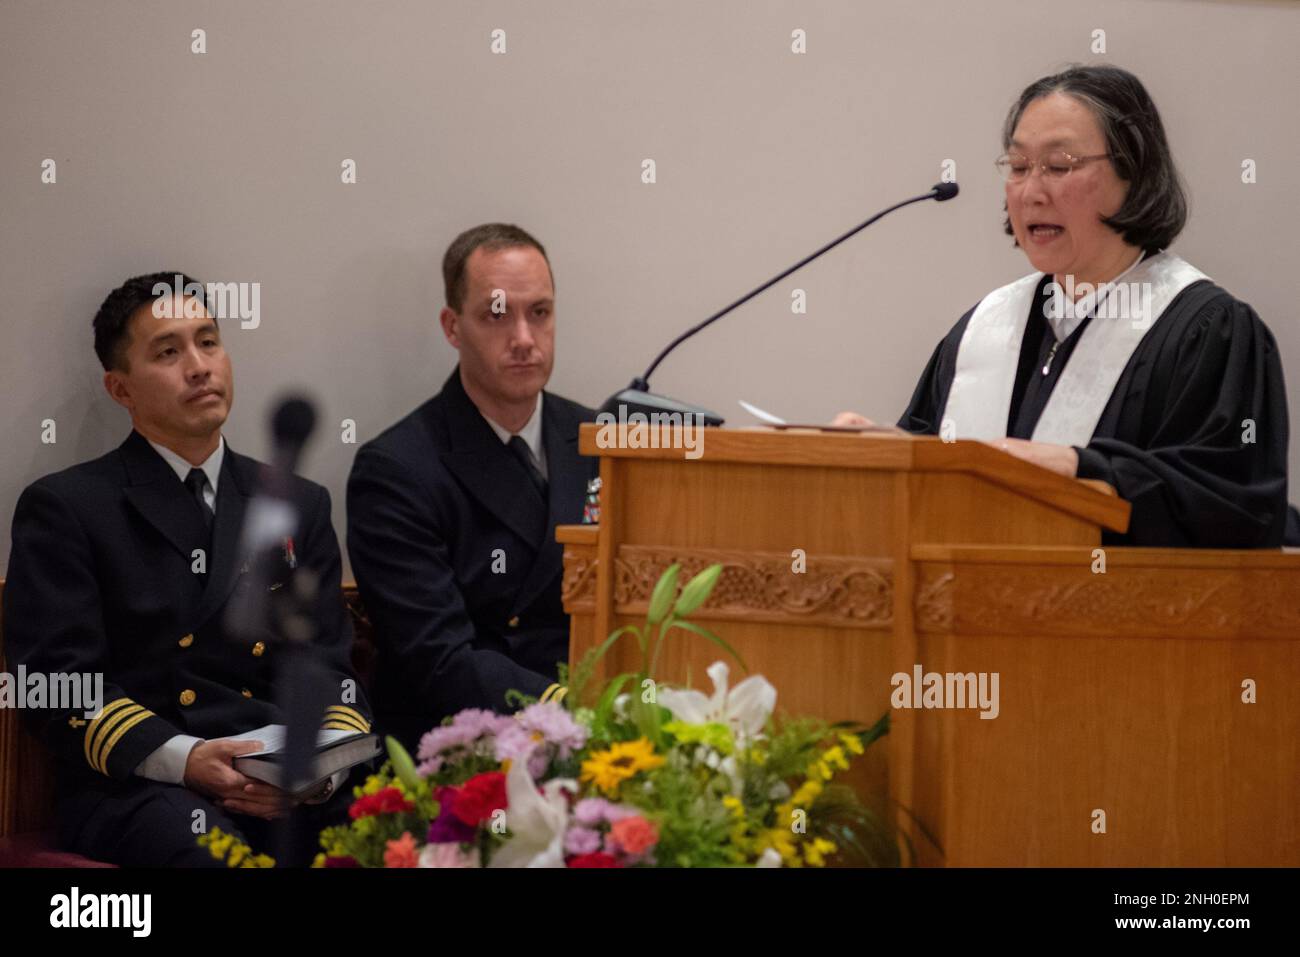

{"left": 810, "top": 785, "right": 900, "bottom": 867}
{"left": 565, "top": 563, "right": 734, "bottom": 710}
{"left": 386, "top": 735, "right": 427, "bottom": 798}
{"left": 646, "top": 563, "right": 680, "bottom": 625}
{"left": 622, "top": 752, "right": 739, "bottom": 868}
{"left": 673, "top": 563, "right": 722, "bottom": 617}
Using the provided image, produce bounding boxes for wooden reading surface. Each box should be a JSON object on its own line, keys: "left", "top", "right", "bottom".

{"left": 560, "top": 424, "right": 1300, "bottom": 866}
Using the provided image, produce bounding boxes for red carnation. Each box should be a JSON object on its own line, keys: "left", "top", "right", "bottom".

{"left": 567, "top": 852, "right": 621, "bottom": 868}
{"left": 349, "top": 786, "right": 415, "bottom": 819}
{"left": 451, "top": 771, "right": 508, "bottom": 826}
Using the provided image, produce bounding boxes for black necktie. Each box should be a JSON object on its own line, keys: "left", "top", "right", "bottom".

{"left": 185, "top": 467, "right": 214, "bottom": 532}
{"left": 507, "top": 436, "right": 548, "bottom": 502}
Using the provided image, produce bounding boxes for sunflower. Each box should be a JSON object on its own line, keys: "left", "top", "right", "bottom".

{"left": 580, "top": 738, "right": 665, "bottom": 796}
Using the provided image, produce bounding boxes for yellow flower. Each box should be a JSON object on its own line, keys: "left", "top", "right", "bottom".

{"left": 761, "top": 827, "right": 799, "bottom": 866}
{"left": 822, "top": 745, "right": 848, "bottom": 771}
{"left": 209, "top": 831, "right": 234, "bottom": 859}
{"left": 312, "top": 853, "right": 326, "bottom": 868}
{"left": 580, "top": 738, "right": 665, "bottom": 796}
{"left": 196, "top": 827, "right": 274, "bottom": 868}
{"left": 839, "top": 732, "right": 865, "bottom": 756}
{"left": 792, "top": 779, "right": 823, "bottom": 807}
{"left": 803, "top": 837, "right": 837, "bottom": 867}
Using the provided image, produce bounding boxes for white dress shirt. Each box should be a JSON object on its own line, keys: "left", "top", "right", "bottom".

{"left": 147, "top": 435, "right": 224, "bottom": 511}
{"left": 134, "top": 436, "right": 225, "bottom": 785}
{"left": 482, "top": 393, "right": 548, "bottom": 479}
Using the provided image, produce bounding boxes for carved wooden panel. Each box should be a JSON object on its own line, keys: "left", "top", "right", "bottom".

{"left": 564, "top": 545, "right": 893, "bottom": 629}
{"left": 914, "top": 562, "right": 1300, "bottom": 639}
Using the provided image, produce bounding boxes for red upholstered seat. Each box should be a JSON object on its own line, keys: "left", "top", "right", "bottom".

{"left": 0, "top": 832, "right": 117, "bottom": 868}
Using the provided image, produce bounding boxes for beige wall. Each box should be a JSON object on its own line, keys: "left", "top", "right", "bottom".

{"left": 2, "top": 0, "right": 1297, "bottom": 575}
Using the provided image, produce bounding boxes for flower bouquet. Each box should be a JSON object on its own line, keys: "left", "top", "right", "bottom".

{"left": 312, "top": 563, "right": 897, "bottom": 868}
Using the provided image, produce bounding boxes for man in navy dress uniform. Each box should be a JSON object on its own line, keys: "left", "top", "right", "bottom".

{"left": 3, "top": 273, "right": 371, "bottom": 866}
{"left": 347, "top": 224, "right": 597, "bottom": 750}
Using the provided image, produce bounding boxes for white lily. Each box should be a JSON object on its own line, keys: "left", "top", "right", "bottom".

{"left": 657, "top": 661, "right": 776, "bottom": 744}
{"left": 487, "top": 759, "right": 576, "bottom": 869}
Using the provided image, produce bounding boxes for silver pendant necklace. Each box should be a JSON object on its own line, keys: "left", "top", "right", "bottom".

{"left": 1041, "top": 339, "right": 1061, "bottom": 376}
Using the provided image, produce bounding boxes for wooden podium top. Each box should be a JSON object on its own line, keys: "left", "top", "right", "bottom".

{"left": 578, "top": 422, "right": 1131, "bottom": 534}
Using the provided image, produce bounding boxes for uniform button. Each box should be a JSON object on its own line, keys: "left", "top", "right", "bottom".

{"left": 178, "top": 634, "right": 194, "bottom": 648}
{"left": 507, "top": 616, "right": 520, "bottom": 628}
{"left": 241, "top": 688, "right": 253, "bottom": 699}
{"left": 179, "top": 689, "right": 196, "bottom": 706}
{"left": 251, "top": 641, "right": 266, "bottom": 657}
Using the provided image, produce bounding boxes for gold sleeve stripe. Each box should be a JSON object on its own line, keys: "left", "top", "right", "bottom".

{"left": 94, "top": 708, "right": 156, "bottom": 775}
{"left": 539, "top": 683, "right": 561, "bottom": 704}
{"left": 89, "top": 704, "right": 147, "bottom": 773}
{"left": 552, "top": 686, "right": 569, "bottom": 705}
{"left": 324, "top": 706, "right": 370, "bottom": 731}
{"left": 84, "top": 698, "right": 139, "bottom": 768}
{"left": 325, "top": 704, "right": 366, "bottom": 719}
{"left": 321, "top": 714, "right": 369, "bottom": 734}
{"left": 321, "top": 720, "right": 367, "bottom": 733}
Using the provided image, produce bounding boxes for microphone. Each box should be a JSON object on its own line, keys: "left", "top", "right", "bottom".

{"left": 271, "top": 396, "right": 316, "bottom": 474}
{"left": 226, "top": 395, "right": 320, "bottom": 642}
{"left": 235, "top": 396, "right": 318, "bottom": 560}
{"left": 223, "top": 395, "right": 336, "bottom": 864}
{"left": 933, "top": 181, "right": 959, "bottom": 201}
{"left": 601, "top": 182, "right": 960, "bottom": 426}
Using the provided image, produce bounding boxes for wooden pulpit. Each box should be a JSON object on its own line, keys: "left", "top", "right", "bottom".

{"left": 557, "top": 424, "right": 1300, "bottom": 866}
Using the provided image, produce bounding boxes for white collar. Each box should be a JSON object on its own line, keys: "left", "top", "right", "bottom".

{"left": 147, "top": 434, "right": 225, "bottom": 495}
{"left": 482, "top": 393, "right": 547, "bottom": 477}
{"left": 1046, "top": 249, "right": 1147, "bottom": 341}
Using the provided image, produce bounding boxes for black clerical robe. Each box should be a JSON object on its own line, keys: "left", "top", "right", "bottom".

{"left": 899, "top": 273, "right": 1289, "bottom": 548}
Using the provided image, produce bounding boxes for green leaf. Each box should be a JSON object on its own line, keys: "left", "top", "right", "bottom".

{"left": 591, "top": 624, "right": 641, "bottom": 666}
{"left": 386, "top": 735, "right": 423, "bottom": 795}
{"left": 666, "top": 619, "right": 748, "bottom": 672}
{"left": 629, "top": 686, "right": 667, "bottom": 746}
{"left": 646, "top": 564, "right": 681, "bottom": 625}
{"left": 595, "top": 672, "right": 635, "bottom": 728}
{"left": 859, "top": 710, "right": 890, "bottom": 749}
{"left": 673, "top": 563, "right": 722, "bottom": 617}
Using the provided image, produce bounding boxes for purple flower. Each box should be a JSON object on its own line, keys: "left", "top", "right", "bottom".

{"left": 572, "top": 797, "right": 638, "bottom": 828}
{"left": 427, "top": 816, "right": 476, "bottom": 844}
{"left": 572, "top": 798, "right": 612, "bottom": 827}
{"left": 515, "top": 702, "right": 588, "bottom": 758}
{"left": 494, "top": 724, "right": 549, "bottom": 779}
{"left": 564, "top": 826, "right": 602, "bottom": 856}
{"left": 416, "top": 709, "right": 516, "bottom": 773}
{"left": 426, "top": 786, "right": 478, "bottom": 844}
{"left": 490, "top": 702, "right": 589, "bottom": 780}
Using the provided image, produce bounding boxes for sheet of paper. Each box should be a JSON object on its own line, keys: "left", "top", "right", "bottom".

{"left": 216, "top": 723, "right": 359, "bottom": 756}
{"left": 738, "top": 399, "right": 786, "bottom": 424}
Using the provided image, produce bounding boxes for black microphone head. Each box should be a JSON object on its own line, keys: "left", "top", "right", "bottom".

{"left": 271, "top": 395, "right": 317, "bottom": 450}
{"left": 932, "top": 181, "right": 959, "bottom": 201}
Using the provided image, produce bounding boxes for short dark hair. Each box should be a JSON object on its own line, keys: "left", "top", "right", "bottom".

{"left": 93, "top": 271, "right": 207, "bottom": 371}
{"left": 1001, "top": 65, "right": 1188, "bottom": 253}
{"left": 441, "top": 223, "right": 551, "bottom": 313}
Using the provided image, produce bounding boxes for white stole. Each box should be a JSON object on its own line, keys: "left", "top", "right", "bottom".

{"left": 941, "top": 250, "right": 1210, "bottom": 446}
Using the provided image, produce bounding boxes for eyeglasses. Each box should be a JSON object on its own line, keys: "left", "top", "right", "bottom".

{"left": 994, "top": 151, "right": 1111, "bottom": 182}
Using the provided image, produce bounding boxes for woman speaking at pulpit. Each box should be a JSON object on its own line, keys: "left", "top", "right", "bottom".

{"left": 835, "top": 64, "right": 1289, "bottom": 548}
